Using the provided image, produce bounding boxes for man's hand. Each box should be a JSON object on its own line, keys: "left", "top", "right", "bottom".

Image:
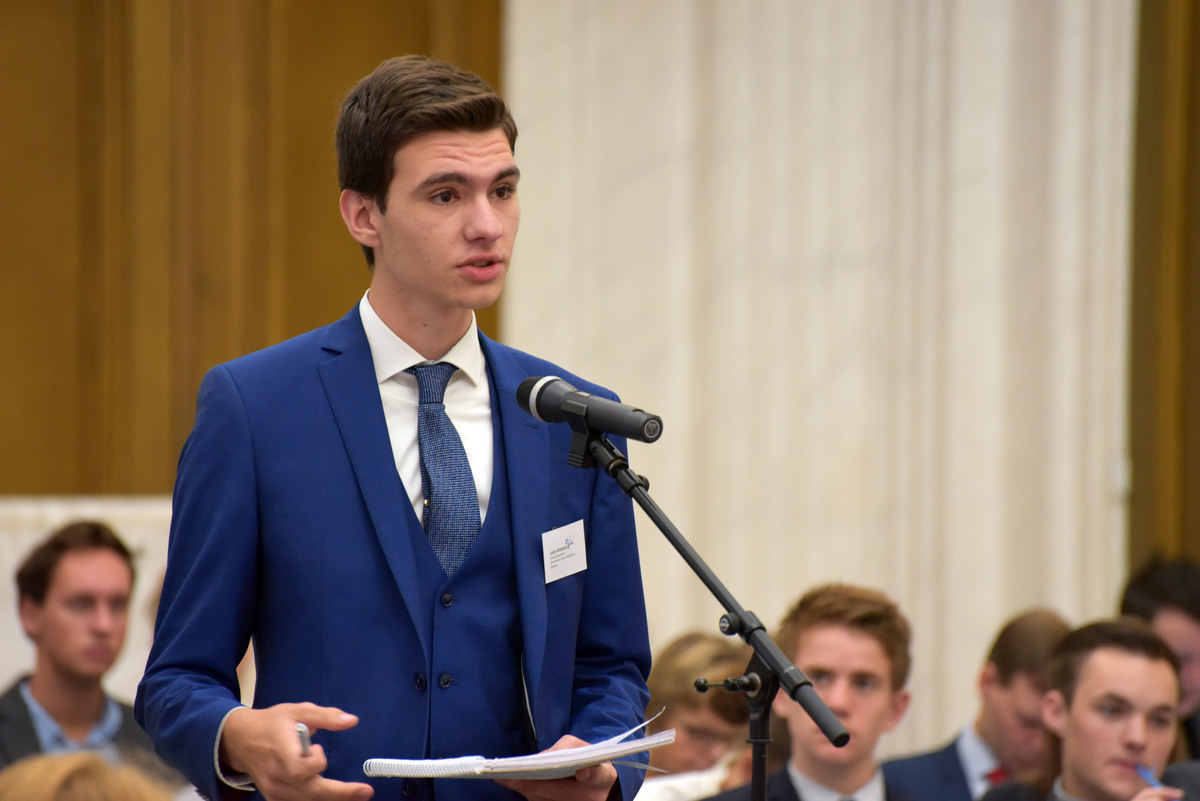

{"left": 495, "top": 735, "right": 619, "bottom": 801}
{"left": 1130, "top": 787, "right": 1184, "bottom": 801}
{"left": 220, "top": 702, "right": 374, "bottom": 801}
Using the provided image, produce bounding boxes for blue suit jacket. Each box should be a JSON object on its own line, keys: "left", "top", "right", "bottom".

{"left": 882, "top": 739, "right": 971, "bottom": 801}
{"left": 136, "top": 307, "right": 652, "bottom": 800}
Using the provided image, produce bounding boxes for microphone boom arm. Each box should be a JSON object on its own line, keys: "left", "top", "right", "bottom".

{"left": 580, "top": 434, "right": 847, "bottom": 801}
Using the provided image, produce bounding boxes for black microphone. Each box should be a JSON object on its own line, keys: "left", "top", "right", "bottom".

{"left": 516, "top": 376, "right": 663, "bottom": 443}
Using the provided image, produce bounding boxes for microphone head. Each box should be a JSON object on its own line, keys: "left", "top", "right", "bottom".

{"left": 516, "top": 376, "right": 567, "bottom": 423}
{"left": 516, "top": 375, "right": 541, "bottom": 411}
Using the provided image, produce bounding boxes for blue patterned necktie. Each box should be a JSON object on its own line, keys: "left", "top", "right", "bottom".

{"left": 406, "top": 362, "right": 480, "bottom": 576}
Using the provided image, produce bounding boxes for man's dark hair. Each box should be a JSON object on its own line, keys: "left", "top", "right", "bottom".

{"left": 16, "top": 520, "right": 135, "bottom": 605}
{"left": 986, "top": 608, "right": 1071, "bottom": 690}
{"left": 1120, "top": 555, "right": 1200, "bottom": 623}
{"left": 335, "top": 54, "right": 518, "bottom": 267}
{"left": 1047, "top": 618, "right": 1180, "bottom": 705}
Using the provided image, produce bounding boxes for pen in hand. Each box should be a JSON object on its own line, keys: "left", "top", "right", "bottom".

{"left": 1135, "top": 763, "right": 1163, "bottom": 788}
{"left": 296, "top": 722, "right": 312, "bottom": 757}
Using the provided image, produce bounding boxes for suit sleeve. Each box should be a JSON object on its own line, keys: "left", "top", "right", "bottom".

{"left": 135, "top": 365, "right": 260, "bottom": 800}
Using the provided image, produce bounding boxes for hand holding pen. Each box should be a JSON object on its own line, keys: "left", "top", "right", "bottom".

{"left": 1134, "top": 764, "right": 1183, "bottom": 801}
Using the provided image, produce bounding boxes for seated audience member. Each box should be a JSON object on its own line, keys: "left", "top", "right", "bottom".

{"left": 646, "top": 632, "right": 753, "bottom": 778}
{"left": 637, "top": 725, "right": 791, "bottom": 801}
{"left": 884, "top": 608, "right": 1070, "bottom": 801}
{"left": 0, "top": 521, "right": 178, "bottom": 785}
{"left": 980, "top": 618, "right": 1183, "bottom": 801}
{"left": 1121, "top": 556, "right": 1200, "bottom": 761}
{"left": 0, "top": 751, "right": 172, "bottom": 801}
{"left": 701, "top": 583, "right": 915, "bottom": 801}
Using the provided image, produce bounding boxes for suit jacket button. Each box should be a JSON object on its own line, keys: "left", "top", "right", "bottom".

{"left": 413, "top": 673, "right": 427, "bottom": 691}
{"left": 441, "top": 593, "right": 454, "bottom": 607}
{"left": 438, "top": 673, "right": 452, "bottom": 688}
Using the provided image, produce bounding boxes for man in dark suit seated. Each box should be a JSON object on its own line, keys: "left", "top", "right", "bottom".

{"left": 980, "top": 618, "right": 1183, "bottom": 801}
{"left": 883, "top": 609, "right": 1070, "bottom": 801}
{"left": 701, "top": 583, "right": 915, "bottom": 801}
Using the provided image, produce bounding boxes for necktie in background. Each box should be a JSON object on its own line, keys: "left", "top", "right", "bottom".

{"left": 986, "top": 766, "right": 1010, "bottom": 786}
{"left": 406, "top": 362, "right": 480, "bottom": 575}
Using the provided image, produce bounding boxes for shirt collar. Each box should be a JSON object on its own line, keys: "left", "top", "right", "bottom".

{"left": 1050, "top": 776, "right": 1087, "bottom": 801}
{"left": 787, "top": 760, "right": 886, "bottom": 801}
{"left": 19, "top": 678, "right": 123, "bottom": 753}
{"left": 959, "top": 723, "right": 1002, "bottom": 781}
{"left": 358, "top": 292, "right": 486, "bottom": 387}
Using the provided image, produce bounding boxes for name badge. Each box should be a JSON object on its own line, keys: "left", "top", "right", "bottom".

{"left": 543, "top": 519, "right": 586, "bottom": 584}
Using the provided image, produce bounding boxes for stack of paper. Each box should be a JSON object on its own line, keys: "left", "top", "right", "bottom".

{"left": 364, "top": 727, "right": 675, "bottom": 780}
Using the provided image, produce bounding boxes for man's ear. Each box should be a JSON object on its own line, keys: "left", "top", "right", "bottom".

{"left": 979, "top": 660, "right": 1000, "bottom": 697}
{"left": 18, "top": 597, "right": 41, "bottom": 642}
{"left": 1042, "top": 689, "right": 1067, "bottom": 737}
{"left": 884, "top": 687, "right": 911, "bottom": 733}
{"left": 339, "top": 189, "right": 381, "bottom": 249}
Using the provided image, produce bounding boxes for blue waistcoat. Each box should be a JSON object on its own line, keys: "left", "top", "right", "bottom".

{"left": 400, "top": 367, "right": 529, "bottom": 801}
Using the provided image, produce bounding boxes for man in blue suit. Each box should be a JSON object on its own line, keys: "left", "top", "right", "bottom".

{"left": 136, "top": 55, "right": 652, "bottom": 801}
{"left": 883, "top": 610, "right": 1069, "bottom": 801}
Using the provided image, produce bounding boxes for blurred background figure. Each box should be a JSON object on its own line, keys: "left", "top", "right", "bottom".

{"left": 885, "top": 608, "right": 1070, "bottom": 800}
{"left": 701, "top": 583, "right": 915, "bottom": 801}
{"left": 0, "top": 751, "right": 173, "bottom": 801}
{"left": 979, "top": 618, "right": 1181, "bottom": 801}
{"left": 1121, "top": 556, "right": 1200, "bottom": 761}
{"left": 645, "top": 632, "right": 752, "bottom": 777}
{"left": 0, "top": 521, "right": 179, "bottom": 786}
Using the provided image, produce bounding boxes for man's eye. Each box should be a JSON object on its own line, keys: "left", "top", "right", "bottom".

{"left": 66, "top": 598, "right": 92, "bottom": 613}
{"left": 1150, "top": 712, "right": 1177, "bottom": 730}
{"left": 493, "top": 185, "right": 515, "bottom": 200}
{"left": 432, "top": 190, "right": 454, "bottom": 204}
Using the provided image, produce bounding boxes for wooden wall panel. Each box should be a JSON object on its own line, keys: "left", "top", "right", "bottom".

{"left": 0, "top": 0, "right": 502, "bottom": 494}
{"left": 1, "top": 4, "right": 89, "bottom": 492}
{"left": 1128, "top": 0, "right": 1200, "bottom": 566}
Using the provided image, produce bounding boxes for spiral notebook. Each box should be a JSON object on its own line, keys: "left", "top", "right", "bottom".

{"left": 363, "top": 725, "right": 674, "bottom": 780}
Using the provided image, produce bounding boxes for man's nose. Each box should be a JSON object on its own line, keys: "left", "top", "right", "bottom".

{"left": 820, "top": 679, "right": 851, "bottom": 713}
{"left": 465, "top": 195, "right": 503, "bottom": 241}
{"left": 91, "top": 604, "right": 120, "bottom": 633}
{"left": 1122, "top": 716, "right": 1148, "bottom": 748}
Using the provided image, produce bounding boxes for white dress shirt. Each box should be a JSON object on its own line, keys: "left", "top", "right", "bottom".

{"left": 956, "top": 724, "right": 1003, "bottom": 800}
{"left": 788, "top": 762, "right": 886, "bottom": 801}
{"left": 358, "top": 292, "right": 494, "bottom": 525}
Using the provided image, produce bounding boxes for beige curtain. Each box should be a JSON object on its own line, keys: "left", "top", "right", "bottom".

{"left": 502, "top": 0, "right": 1138, "bottom": 754}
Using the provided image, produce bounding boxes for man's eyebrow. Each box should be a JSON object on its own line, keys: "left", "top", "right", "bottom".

{"left": 1093, "top": 692, "right": 1132, "bottom": 707}
{"left": 416, "top": 166, "right": 521, "bottom": 190}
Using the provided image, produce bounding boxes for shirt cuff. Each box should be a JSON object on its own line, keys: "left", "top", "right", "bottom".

{"left": 214, "top": 706, "right": 256, "bottom": 791}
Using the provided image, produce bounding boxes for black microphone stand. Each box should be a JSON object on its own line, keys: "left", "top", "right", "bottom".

{"left": 562, "top": 425, "right": 849, "bottom": 801}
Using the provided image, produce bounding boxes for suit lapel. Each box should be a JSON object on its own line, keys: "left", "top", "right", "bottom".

{"left": 318, "top": 308, "right": 430, "bottom": 660}
{"left": 0, "top": 680, "right": 39, "bottom": 766}
{"left": 481, "top": 334, "right": 551, "bottom": 707}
